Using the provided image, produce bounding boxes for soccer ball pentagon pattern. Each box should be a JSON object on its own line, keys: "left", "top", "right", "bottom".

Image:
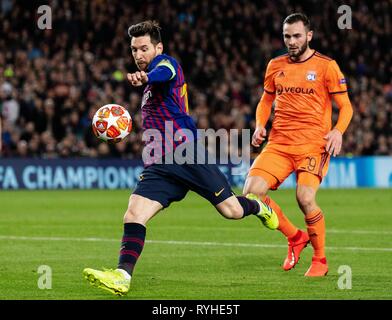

{"left": 92, "top": 104, "right": 132, "bottom": 143}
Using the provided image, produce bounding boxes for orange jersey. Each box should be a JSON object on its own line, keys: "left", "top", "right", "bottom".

{"left": 263, "top": 50, "right": 348, "bottom": 150}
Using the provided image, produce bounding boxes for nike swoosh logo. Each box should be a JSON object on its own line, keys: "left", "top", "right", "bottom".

{"left": 289, "top": 249, "right": 295, "bottom": 266}
{"left": 215, "top": 188, "right": 225, "bottom": 197}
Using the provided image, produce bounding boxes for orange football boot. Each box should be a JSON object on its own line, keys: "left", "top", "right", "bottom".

{"left": 304, "top": 257, "right": 328, "bottom": 277}
{"left": 283, "top": 230, "right": 310, "bottom": 271}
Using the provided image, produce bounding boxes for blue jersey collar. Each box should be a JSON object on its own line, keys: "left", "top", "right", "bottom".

{"left": 147, "top": 54, "right": 170, "bottom": 72}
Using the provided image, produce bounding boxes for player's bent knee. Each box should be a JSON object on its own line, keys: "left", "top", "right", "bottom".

{"left": 296, "top": 191, "right": 316, "bottom": 212}
{"left": 123, "top": 194, "right": 162, "bottom": 224}
{"left": 243, "top": 185, "right": 268, "bottom": 199}
{"left": 243, "top": 176, "right": 269, "bottom": 198}
{"left": 247, "top": 188, "right": 268, "bottom": 199}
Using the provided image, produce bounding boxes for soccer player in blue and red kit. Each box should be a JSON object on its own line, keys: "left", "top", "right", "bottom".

{"left": 83, "top": 20, "right": 278, "bottom": 296}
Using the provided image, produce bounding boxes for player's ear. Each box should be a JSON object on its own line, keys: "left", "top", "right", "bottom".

{"left": 307, "top": 30, "right": 313, "bottom": 42}
{"left": 156, "top": 42, "right": 163, "bottom": 55}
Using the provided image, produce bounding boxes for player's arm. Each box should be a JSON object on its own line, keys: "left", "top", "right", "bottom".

{"left": 332, "top": 93, "right": 353, "bottom": 134}
{"left": 324, "top": 92, "right": 353, "bottom": 156}
{"left": 253, "top": 60, "right": 276, "bottom": 147}
{"left": 147, "top": 59, "right": 176, "bottom": 83}
{"left": 127, "top": 59, "right": 176, "bottom": 86}
{"left": 253, "top": 91, "right": 275, "bottom": 147}
{"left": 324, "top": 60, "right": 354, "bottom": 156}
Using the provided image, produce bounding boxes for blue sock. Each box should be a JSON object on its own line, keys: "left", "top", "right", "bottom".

{"left": 236, "top": 196, "right": 260, "bottom": 217}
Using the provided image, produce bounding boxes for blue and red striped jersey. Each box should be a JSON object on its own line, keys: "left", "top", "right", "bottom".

{"left": 141, "top": 54, "right": 197, "bottom": 164}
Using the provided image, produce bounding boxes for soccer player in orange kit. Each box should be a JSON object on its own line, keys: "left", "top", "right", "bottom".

{"left": 243, "top": 13, "right": 353, "bottom": 276}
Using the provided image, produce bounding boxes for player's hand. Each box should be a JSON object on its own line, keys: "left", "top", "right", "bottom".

{"left": 324, "top": 128, "right": 342, "bottom": 157}
{"left": 127, "top": 71, "right": 149, "bottom": 87}
{"left": 252, "top": 126, "right": 267, "bottom": 147}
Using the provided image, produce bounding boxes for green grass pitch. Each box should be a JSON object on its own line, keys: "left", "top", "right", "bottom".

{"left": 0, "top": 188, "right": 391, "bottom": 300}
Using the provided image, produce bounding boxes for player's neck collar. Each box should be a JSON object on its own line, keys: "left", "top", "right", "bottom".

{"left": 148, "top": 54, "right": 165, "bottom": 70}
{"left": 288, "top": 49, "right": 316, "bottom": 64}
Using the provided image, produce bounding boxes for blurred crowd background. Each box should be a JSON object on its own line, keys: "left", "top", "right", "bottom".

{"left": 0, "top": 0, "right": 391, "bottom": 159}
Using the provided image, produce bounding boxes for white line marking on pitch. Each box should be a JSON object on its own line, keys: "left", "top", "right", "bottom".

{"left": 154, "top": 225, "right": 392, "bottom": 236}
{"left": 328, "top": 229, "right": 392, "bottom": 235}
{"left": 0, "top": 235, "right": 392, "bottom": 252}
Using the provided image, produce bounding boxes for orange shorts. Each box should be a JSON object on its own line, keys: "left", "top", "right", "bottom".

{"left": 249, "top": 144, "right": 330, "bottom": 190}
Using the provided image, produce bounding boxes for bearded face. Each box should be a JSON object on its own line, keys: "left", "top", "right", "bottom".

{"left": 283, "top": 21, "right": 313, "bottom": 61}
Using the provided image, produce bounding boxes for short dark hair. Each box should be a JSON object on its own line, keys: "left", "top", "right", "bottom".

{"left": 283, "top": 13, "right": 311, "bottom": 31}
{"left": 128, "top": 20, "right": 162, "bottom": 45}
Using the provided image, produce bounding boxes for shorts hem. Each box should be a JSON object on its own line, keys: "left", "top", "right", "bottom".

{"left": 132, "top": 190, "right": 170, "bottom": 208}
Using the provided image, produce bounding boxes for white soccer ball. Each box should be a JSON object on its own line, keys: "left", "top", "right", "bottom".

{"left": 92, "top": 104, "right": 132, "bottom": 143}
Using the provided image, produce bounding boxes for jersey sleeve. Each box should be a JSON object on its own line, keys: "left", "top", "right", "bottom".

{"left": 263, "top": 60, "right": 276, "bottom": 94}
{"left": 325, "top": 60, "right": 347, "bottom": 94}
{"left": 148, "top": 55, "right": 177, "bottom": 83}
{"left": 156, "top": 58, "right": 177, "bottom": 80}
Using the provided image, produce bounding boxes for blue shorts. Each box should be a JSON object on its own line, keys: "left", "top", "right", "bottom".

{"left": 133, "top": 148, "right": 234, "bottom": 208}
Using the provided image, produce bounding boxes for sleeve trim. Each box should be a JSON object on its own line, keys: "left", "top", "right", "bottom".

{"left": 329, "top": 90, "right": 347, "bottom": 95}
{"left": 156, "top": 60, "right": 176, "bottom": 80}
{"left": 264, "top": 88, "right": 275, "bottom": 95}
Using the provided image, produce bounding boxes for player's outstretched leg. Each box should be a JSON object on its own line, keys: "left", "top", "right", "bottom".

{"left": 245, "top": 193, "right": 279, "bottom": 230}
{"left": 215, "top": 194, "right": 278, "bottom": 230}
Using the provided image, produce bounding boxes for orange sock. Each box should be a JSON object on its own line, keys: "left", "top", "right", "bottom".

{"left": 264, "top": 196, "right": 298, "bottom": 238}
{"left": 305, "top": 209, "right": 325, "bottom": 258}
